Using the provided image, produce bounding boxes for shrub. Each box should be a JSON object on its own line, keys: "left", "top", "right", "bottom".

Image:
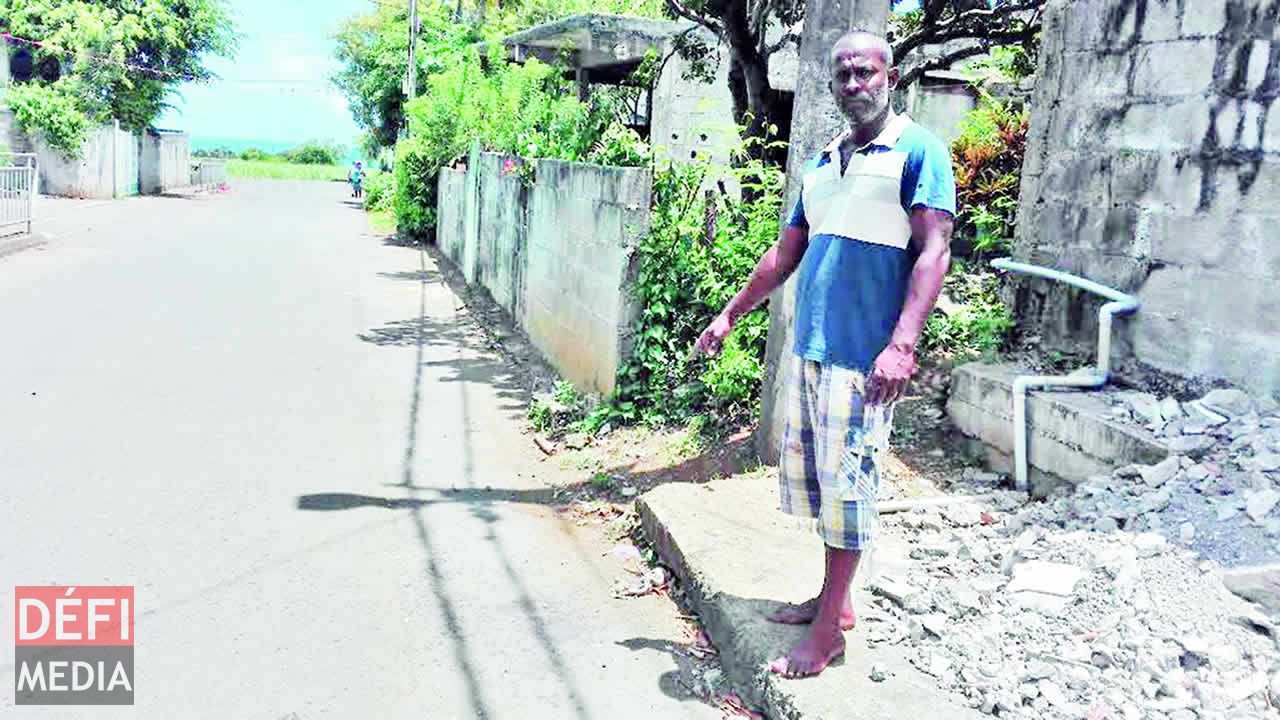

{"left": 4, "top": 84, "right": 91, "bottom": 158}
{"left": 285, "top": 141, "right": 344, "bottom": 165}
{"left": 362, "top": 171, "right": 395, "bottom": 212}
{"left": 920, "top": 259, "right": 1014, "bottom": 363}
{"left": 239, "top": 147, "right": 271, "bottom": 161}
{"left": 950, "top": 95, "right": 1028, "bottom": 256}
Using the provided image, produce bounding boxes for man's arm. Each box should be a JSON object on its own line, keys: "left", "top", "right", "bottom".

{"left": 694, "top": 224, "right": 809, "bottom": 356}
{"left": 864, "top": 207, "right": 953, "bottom": 405}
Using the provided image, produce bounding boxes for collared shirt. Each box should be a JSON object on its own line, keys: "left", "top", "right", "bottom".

{"left": 787, "top": 113, "right": 956, "bottom": 372}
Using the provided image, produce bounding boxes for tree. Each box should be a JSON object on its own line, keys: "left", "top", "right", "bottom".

{"left": 663, "top": 0, "right": 1043, "bottom": 147}
{"left": 3, "top": 0, "right": 238, "bottom": 135}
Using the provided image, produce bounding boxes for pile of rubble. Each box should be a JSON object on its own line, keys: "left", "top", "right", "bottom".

{"left": 871, "top": 501, "right": 1280, "bottom": 719}
{"left": 864, "top": 387, "right": 1280, "bottom": 719}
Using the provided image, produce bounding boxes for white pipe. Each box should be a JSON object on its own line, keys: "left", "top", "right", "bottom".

{"left": 991, "top": 258, "right": 1141, "bottom": 492}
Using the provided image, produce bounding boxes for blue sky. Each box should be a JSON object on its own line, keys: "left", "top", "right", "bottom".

{"left": 157, "top": 0, "right": 370, "bottom": 146}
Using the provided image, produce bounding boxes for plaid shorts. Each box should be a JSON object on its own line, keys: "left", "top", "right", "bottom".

{"left": 779, "top": 356, "right": 895, "bottom": 550}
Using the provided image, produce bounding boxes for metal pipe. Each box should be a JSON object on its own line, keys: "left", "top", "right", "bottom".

{"left": 991, "top": 258, "right": 1141, "bottom": 492}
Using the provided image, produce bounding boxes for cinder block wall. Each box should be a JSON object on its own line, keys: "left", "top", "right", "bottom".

{"left": 435, "top": 155, "right": 651, "bottom": 396}
{"left": 141, "top": 132, "right": 192, "bottom": 194}
{"left": 1015, "top": 0, "right": 1280, "bottom": 398}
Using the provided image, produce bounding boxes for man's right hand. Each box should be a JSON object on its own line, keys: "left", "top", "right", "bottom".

{"left": 695, "top": 313, "right": 734, "bottom": 357}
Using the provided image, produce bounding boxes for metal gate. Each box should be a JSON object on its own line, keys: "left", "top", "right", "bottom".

{"left": 0, "top": 153, "right": 37, "bottom": 239}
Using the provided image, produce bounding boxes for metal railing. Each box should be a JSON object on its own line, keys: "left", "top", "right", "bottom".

{"left": 0, "top": 154, "right": 38, "bottom": 239}
{"left": 189, "top": 159, "right": 228, "bottom": 192}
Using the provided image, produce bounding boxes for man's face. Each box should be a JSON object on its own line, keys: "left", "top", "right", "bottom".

{"left": 829, "top": 41, "right": 896, "bottom": 127}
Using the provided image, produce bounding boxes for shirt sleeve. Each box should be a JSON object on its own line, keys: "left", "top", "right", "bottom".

{"left": 786, "top": 196, "right": 808, "bottom": 229}
{"left": 901, "top": 133, "right": 957, "bottom": 216}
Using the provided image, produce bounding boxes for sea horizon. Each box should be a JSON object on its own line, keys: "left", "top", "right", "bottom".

{"left": 189, "top": 135, "right": 363, "bottom": 164}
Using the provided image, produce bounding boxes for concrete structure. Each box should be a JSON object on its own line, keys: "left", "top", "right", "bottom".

{"left": 760, "top": 0, "right": 889, "bottom": 461}
{"left": 1014, "top": 0, "right": 1280, "bottom": 399}
{"left": 905, "top": 71, "right": 982, "bottom": 144}
{"left": 946, "top": 362, "right": 1169, "bottom": 496}
{"left": 501, "top": 14, "right": 796, "bottom": 168}
{"left": 436, "top": 151, "right": 651, "bottom": 396}
{"left": 141, "top": 129, "right": 192, "bottom": 195}
{"left": 34, "top": 123, "right": 140, "bottom": 199}
{"left": 639, "top": 475, "right": 985, "bottom": 720}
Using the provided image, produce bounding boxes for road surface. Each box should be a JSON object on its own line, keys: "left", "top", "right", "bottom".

{"left": 0, "top": 181, "right": 719, "bottom": 719}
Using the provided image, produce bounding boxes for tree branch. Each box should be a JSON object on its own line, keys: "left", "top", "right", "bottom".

{"left": 895, "top": 1, "right": 1043, "bottom": 58}
{"left": 764, "top": 28, "right": 798, "bottom": 57}
{"left": 665, "top": 0, "right": 723, "bottom": 36}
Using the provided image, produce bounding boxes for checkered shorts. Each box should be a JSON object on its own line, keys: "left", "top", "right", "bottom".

{"left": 779, "top": 356, "right": 895, "bottom": 550}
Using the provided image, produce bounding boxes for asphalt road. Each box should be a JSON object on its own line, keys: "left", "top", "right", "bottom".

{"left": 0, "top": 181, "right": 719, "bottom": 719}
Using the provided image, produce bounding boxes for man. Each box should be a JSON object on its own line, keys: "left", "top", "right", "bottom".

{"left": 349, "top": 161, "right": 364, "bottom": 199}
{"left": 694, "top": 30, "right": 955, "bottom": 678}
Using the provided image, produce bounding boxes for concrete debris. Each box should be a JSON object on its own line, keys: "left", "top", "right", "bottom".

{"left": 879, "top": 387, "right": 1280, "bottom": 720}
{"left": 869, "top": 664, "right": 888, "bottom": 683}
{"left": 941, "top": 503, "right": 984, "bottom": 527}
{"left": 1200, "top": 388, "right": 1255, "bottom": 418}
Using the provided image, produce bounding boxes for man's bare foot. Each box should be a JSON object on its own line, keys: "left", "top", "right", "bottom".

{"left": 768, "top": 625, "right": 846, "bottom": 678}
{"left": 766, "top": 597, "right": 856, "bottom": 631}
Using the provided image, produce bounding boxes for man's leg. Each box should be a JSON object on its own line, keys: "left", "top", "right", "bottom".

{"left": 770, "top": 546, "right": 860, "bottom": 677}
{"left": 766, "top": 544, "right": 857, "bottom": 630}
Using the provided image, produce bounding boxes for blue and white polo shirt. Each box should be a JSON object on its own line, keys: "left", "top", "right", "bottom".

{"left": 787, "top": 113, "right": 956, "bottom": 372}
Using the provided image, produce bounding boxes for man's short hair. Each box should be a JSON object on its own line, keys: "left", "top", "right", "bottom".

{"left": 830, "top": 30, "right": 894, "bottom": 67}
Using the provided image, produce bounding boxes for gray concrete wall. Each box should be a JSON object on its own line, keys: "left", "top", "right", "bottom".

{"left": 475, "top": 153, "right": 527, "bottom": 319}
{"left": 651, "top": 47, "right": 740, "bottom": 166}
{"left": 435, "top": 154, "right": 650, "bottom": 396}
{"left": 141, "top": 132, "right": 192, "bottom": 194}
{"left": 908, "top": 80, "right": 979, "bottom": 144}
{"left": 36, "top": 124, "right": 140, "bottom": 199}
{"left": 436, "top": 167, "right": 466, "bottom": 266}
{"left": 758, "top": 0, "right": 889, "bottom": 461}
{"left": 1014, "top": 0, "right": 1280, "bottom": 399}
{"left": 524, "top": 159, "right": 651, "bottom": 396}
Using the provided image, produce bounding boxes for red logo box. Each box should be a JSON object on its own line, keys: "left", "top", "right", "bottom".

{"left": 15, "top": 586, "right": 133, "bottom": 646}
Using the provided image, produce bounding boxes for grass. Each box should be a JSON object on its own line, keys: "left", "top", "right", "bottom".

{"left": 368, "top": 210, "right": 396, "bottom": 233}
{"left": 225, "top": 159, "right": 347, "bottom": 182}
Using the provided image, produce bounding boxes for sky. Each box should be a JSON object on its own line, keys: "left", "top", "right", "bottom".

{"left": 156, "top": 0, "right": 372, "bottom": 148}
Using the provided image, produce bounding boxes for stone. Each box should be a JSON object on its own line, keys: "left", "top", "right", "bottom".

{"left": 1133, "top": 532, "right": 1169, "bottom": 557}
{"left": 1227, "top": 673, "right": 1267, "bottom": 704}
{"left": 1179, "top": 522, "right": 1196, "bottom": 543}
{"left": 870, "top": 575, "right": 922, "bottom": 608}
{"left": 918, "top": 614, "right": 948, "bottom": 638}
{"left": 1038, "top": 680, "right": 1067, "bottom": 707}
{"left": 1216, "top": 504, "right": 1240, "bottom": 522}
{"left": 1022, "top": 660, "right": 1056, "bottom": 682}
{"left": 1007, "top": 560, "right": 1085, "bottom": 597}
{"left": 1270, "top": 671, "right": 1280, "bottom": 705}
{"left": 1186, "top": 464, "right": 1211, "bottom": 481}
{"left": 1253, "top": 452, "right": 1280, "bottom": 472}
{"left": 1166, "top": 434, "right": 1216, "bottom": 457}
{"left": 1094, "top": 516, "right": 1119, "bottom": 533}
{"left": 1140, "top": 456, "right": 1181, "bottom": 487}
{"left": 1246, "top": 489, "right": 1280, "bottom": 521}
{"left": 1160, "top": 397, "right": 1183, "bottom": 422}
{"left": 620, "top": 486, "right": 638, "bottom": 498}
{"left": 1128, "top": 393, "right": 1163, "bottom": 424}
{"left": 1201, "top": 389, "right": 1255, "bottom": 418}
{"left": 1186, "top": 401, "right": 1231, "bottom": 427}
{"left": 869, "top": 664, "right": 888, "bottom": 682}
{"left": 1092, "top": 647, "right": 1116, "bottom": 668}
{"left": 943, "top": 503, "right": 984, "bottom": 527}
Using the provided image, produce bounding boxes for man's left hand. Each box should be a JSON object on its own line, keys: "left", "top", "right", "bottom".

{"left": 866, "top": 344, "right": 917, "bottom": 406}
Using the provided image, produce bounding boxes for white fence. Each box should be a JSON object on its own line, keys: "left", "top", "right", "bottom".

{"left": 189, "top": 159, "right": 228, "bottom": 191}
{"left": 0, "top": 153, "right": 37, "bottom": 239}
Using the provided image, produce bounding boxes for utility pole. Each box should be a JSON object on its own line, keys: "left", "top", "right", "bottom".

{"left": 404, "top": 0, "right": 419, "bottom": 99}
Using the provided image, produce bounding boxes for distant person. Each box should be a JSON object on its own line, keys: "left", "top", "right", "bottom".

{"left": 348, "top": 161, "right": 364, "bottom": 199}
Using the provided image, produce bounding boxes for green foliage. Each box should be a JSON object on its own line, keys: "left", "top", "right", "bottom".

{"left": 2, "top": 84, "right": 91, "bottom": 158}
{"left": 238, "top": 148, "right": 271, "bottom": 161}
{"left": 586, "top": 134, "right": 785, "bottom": 430}
{"left": 390, "top": 47, "right": 646, "bottom": 236}
{"left": 226, "top": 160, "right": 347, "bottom": 182}
{"left": 362, "top": 171, "right": 395, "bottom": 212}
{"left": 284, "top": 141, "right": 345, "bottom": 166}
{"left": 963, "top": 45, "right": 1038, "bottom": 85}
{"left": 5, "top": 0, "right": 237, "bottom": 137}
{"left": 920, "top": 260, "right": 1014, "bottom": 363}
{"left": 951, "top": 95, "right": 1028, "bottom": 257}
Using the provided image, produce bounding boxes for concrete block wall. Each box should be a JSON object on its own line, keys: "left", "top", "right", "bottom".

{"left": 35, "top": 124, "right": 140, "bottom": 199}
{"left": 525, "top": 159, "right": 651, "bottom": 396}
{"left": 1015, "top": 0, "right": 1280, "bottom": 398}
{"left": 435, "top": 155, "right": 651, "bottom": 396}
{"left": 141, "top": 132, "right": 192, "bottom": 194}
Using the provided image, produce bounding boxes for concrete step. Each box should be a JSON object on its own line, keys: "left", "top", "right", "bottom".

{"left": 638, "top": 476, "right": 985, "bottom": 720}
{"left": 946, "top": 362, "right": 1168, "bottom": 495}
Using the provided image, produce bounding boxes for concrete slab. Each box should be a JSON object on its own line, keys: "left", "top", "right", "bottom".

{"left": 639, "top": 476, "right": 985, "bottom": 720}
{"left": 947, "top": 362, "right": 1168, "bottom": 494}
{"left": 0, "top": 231, "right": 44, "bottom": 259}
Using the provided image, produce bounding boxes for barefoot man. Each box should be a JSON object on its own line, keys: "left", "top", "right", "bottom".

{"left": 695, "top": 30, "right": 955, "bottom": 678}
